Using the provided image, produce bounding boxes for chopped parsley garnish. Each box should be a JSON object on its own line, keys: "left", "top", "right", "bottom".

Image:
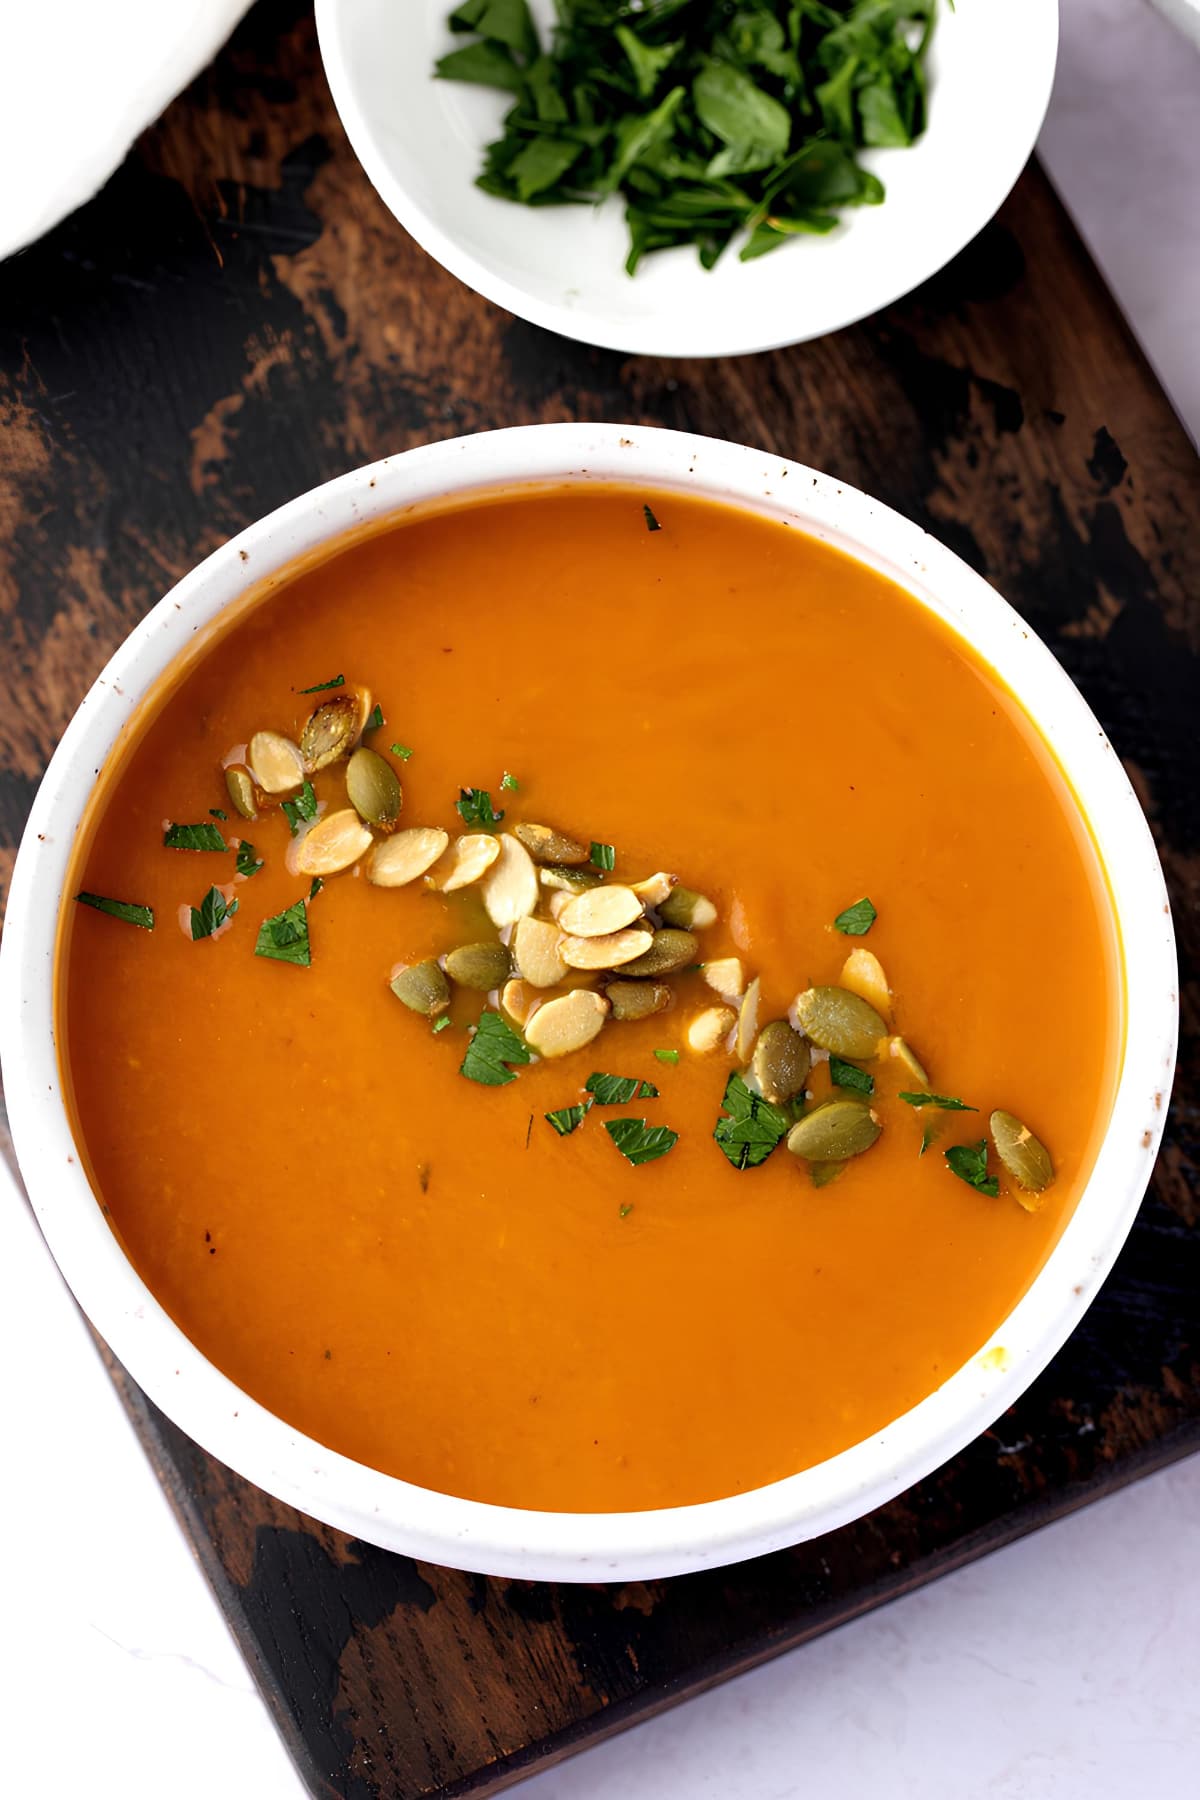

{"left": 945, "top": 1139, "right": 999, "bottom": 1197}
{"left": 713, "top": 1071, "right": 792, "bottom": 1170}
{"left": 605, "top": 1117, "right": 678, "bottom": 1167}
{"left": 456, "top": 786, "right": 504, "bottom": 828}
{"left": 830, "top": 1056, "right": 874, "bottom": 1096}
{"left": 643, "top": 503, "right": 661, "bottom": 532}
{"left": 432, "top": 1015, "right": 452, "bottom": 1034}
{"left": 308, "top": 876, "right": 323, "bottom": 900}
{"left": 619, "top": 1203, "right": 634, "bottom": 1219}
{"left": 74, "top": 891, "right": 154, "bottom": 931}
{"left": 899, "top": 1091, "right": 977, "bottom": 1111}
{"left": 391, "top": 743, "right": 414, "bottom": 761}
{"left": 833, "top": 896, "right": 877, "bottom": 935}
{"left": 210, "top": 808, "right": 228, "bottom": 820}
{"left": 163, "top": 820, "right": 227, "bottom": 852}
{"left": 585, "top": 1072, "right": 658, "bottom": 1105}
{"left": 254, "top": 899, "right": 311, "bottom": 966}
{"left": 281, "top": 781, "right": 319, "bottom": 835}
{"left": 919, "top": 1125, "right": 937, "bottom": 1157}
{"left": 590, "top": 841, "right": 615, "bottom": 871}
{"left": 190, "top": 886, "right": 237, "bottom": 941}
{"left": 653, "top": 1048, "right": 680, "bottom": 1066}
{"left": 299, "top": 674, "right": 344, "bottom": 693}
{"left": 546, "top": 1101, "right": 591, "bottom": 1136}
{"left": 236, "top": 840, "right": 263, "bottom": 879}
{"left": 364, "top": 703, "right": 384, "bottom": 731}
{"left": 500, "top": 770, "right": 519, "bottom": 790}
{"left": 460, "top": 1009, "right": 531, "bottom": 1086}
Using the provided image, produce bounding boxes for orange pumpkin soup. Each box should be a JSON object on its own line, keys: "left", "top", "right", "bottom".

{"left": 57, "top": 485, "right": 1121, "bottom": 1512}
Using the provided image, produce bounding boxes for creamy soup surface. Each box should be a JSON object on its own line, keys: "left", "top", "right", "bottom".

{"left": 59, "top": 485, "right": 1121, "bottom": 1511}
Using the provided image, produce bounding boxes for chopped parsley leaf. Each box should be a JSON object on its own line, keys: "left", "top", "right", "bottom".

{"left": 833, "top": 896, "right": 877, "bottom": 935}
{"left": 391, "top": 743, "right": 414, "bottom": 761}
{"left": 308, "top": 876, "right": 323, "bottom": 900}
{"left": 713, "top": 1072, "right": 792, "bottom": 1171}
{"left": 74, "top": 891, "right": 154, "bottom": 931}
{"left": 830, "top": 1056, "right": 874, "bottom": 1096}
{"left": 585, "top": 1072, "right": 659, "bottom": 1105}
{"left": 299, "top": 674, "right": 344, "bottom": 693}
{"left": 190, "top": 886, "right": 237, "bottom": 941}
{"left": 460, "top": 1009, "right": 530, "bottom": 1086}
{"left": 254, "top": 899, "right": 310, "bottom": 966}
{"left": 590, "top": 841, "right": 616, "bottom": 871}
{"left": 236, "top": 840, "right": 263, "bottom": 879}
{"left": 209, "top": 808, "right": 228, "bottom": 820}
{"left": 653, "top": 1048, "right": 680, "bottom": 1066}
{"left": 919, "top": 1125, "right": 938, "bottom": 1157}
{"left": 900, "top": 1091, "right": 977, "bottom": 1111}
{"left": 546, "top": 1101, "right": 591, "bottom": 1136}
{"left": 619, "top": 1203, "right": 634, "bottom": 1219}
{"left": 432, "top": 1015, "right": 452, "bottom": 1034}
{"left": 364, "top": 703, "right": 384, "bottom": 731}
{"left": 605, "top": 1117, "right": 678, "bottom": 1167}
{"left": 281, "top": 781, "right": 319, "bottom": 835}
{"left": 945, "top": 1139, "right": 999, "bottom": 1197}
{"left": 643, "top": 503, "right": 661, "bottom": 532}
{"left": 500, "top": 770, "right": 519, "bottom": 790}
{"left": 163, "top": 820, "right": 227, "bottom": 852}
{"left": 456, "top": 787, "right": 504, "bottom": 828}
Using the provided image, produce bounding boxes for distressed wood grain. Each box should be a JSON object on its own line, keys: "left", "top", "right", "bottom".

{"left": 1, "top": 3, "right": 1197, "bottom": 1798}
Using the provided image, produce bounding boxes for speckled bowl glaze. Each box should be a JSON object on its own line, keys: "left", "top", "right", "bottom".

{"left": 0, "top": 425, "right": 1177, "bottom": 1580}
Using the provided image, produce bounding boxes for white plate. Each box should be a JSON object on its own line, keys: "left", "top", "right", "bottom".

{"left": 316, "top": 0, "right": 1059, "bottom": 357}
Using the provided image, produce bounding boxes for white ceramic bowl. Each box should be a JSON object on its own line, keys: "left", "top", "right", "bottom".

{"left": 315, "top": 0, "right": 1059, "bottom": 357}
{"left": 0, "top": 424, "right": 1177, "bottom": 1581}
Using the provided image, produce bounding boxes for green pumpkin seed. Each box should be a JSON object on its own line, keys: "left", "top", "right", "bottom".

{"left": 300, "top": 692, "right": 361, "bottom": 772}
{"left": 619, "top": 928, "right": 699, "bottom": 978}
{"left": 514, "top": 821, "right": 590, "bottom": 866}
{"left": 787, "top": 1099, "right": 881, "bottom": 1162}
{"left": 224, "top": 764, "right": 258, "bottom": 821}
{"left": 886, "top": 1036, "right": 930, "bottom": 1088}
{"left": 444, "top": 941, "right": 512, "bottom": 991}
{"left": 752, "top": 1020, "right": 810, "bottom": 1105}
{"left": 390, "top": 959, "right": 450, "bottom": 1017}
{"left": 538, "top": 863, "right": 604, "bottom": 893}
{"left": 990, "top": 1110, "right": 1054, "bottom": 1194}
{"left": 606, "top": 979, "right": 672, "bottom": 1022}
{"left": 810, "top": 1160, "right": 846, "bottom": 1189}
{"left": 346, "top": 747, "right": 402, "bottom": 828}
{"left": 658, "top": 886, "right": 717, "bottom": 930}
{"left": 794, "top": 986, "right": 887, "bottom": 1060}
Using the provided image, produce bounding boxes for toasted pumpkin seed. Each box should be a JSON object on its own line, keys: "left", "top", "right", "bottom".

{"left": 794, "top": 986, "right": 887, "bottom": 1060}
{"left": 513, "top": 915, "right": 569, "bottom": 988}
{"left": 659, "top": 886, "right": 718, "bottom": 931}
{"left": 524, "top": 988, "right": 609, "bottom": 1058}
{"left": 368, "top": 827, "right": 450, "bottom": 887}
{"left": 619, "top": 928, "right": 699, "bottom": 978}
{"left": 606, "top": 979, "right": 672, "bottom": 1022}
{"left": 752, "top": 1020, "right": 811, "bottom": 1105}
{"left": 887, "top": 1036, "right": 929, "bottom": 1087}
{"left": 444, "top": 941, "right": 512, "bottom": 991}
{"left": 787, "top": 1099, "right": 881, "bottom": 1162}
{"left": 557, "top": 883, "right": 643, "bottom": 938}
{"left": 293, "top": 808, "right": 374, "bottom": 877}
{"left": 346, "top": 747, "right": 402, "bottom": 829}
{"left": 481, "top": 834, "right": 539, "bottom": 928}
{"left": 630, "top": 871, "right": 677, "bottom": 908}
{"left": 224, "top": 764, "right": 258, "bottom": 821}
{"left": 247, "top": 730, "right": 305, "bottom": 795}
{"left": 300, "top": 692, "right": 361, "bottom": 772}
{"left": 840, "top": 947, "right": 891, "bottom": 1020}
{"left": 513, "top": 822, "right": 590, "bottom": 865}
{"left": 990, "top": 1109, "right": 1055, "bottom": 1195}
{"left": 703, "top": 957, "right": 745, "bottom": 1001}
{"left": 686, "top": 1005, "right": 737, "bottom": 1054}
{"left": 560, "top": 927, "right": 654, "bottom": 970}
{"left": 390, "top": 959, "right": 450, "bottom": 1017}
{"left": 735, "top": 975, "right": 761, "bottom": 1063}
{"left": 426, "top": 833, "right": 500, "bottom": 892}
{"left": 500, "top": 978, "right": 536, "bottom": 1027}
{"left": 538, "top": 863, "right": 603, "bottom": 893}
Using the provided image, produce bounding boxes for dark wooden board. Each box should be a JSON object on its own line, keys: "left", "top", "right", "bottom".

{"left": 1, "top": 4, "right": 1197, "bottom": 1798}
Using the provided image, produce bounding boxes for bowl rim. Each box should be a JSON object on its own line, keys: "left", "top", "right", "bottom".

{"left": 0, "top": 422, "right": 1178, "bottom": 1581}
{"left": 313, "top": 0, "right": 1060, "bottom": 358}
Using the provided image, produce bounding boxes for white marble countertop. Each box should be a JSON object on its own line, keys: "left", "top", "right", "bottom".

{"left": 4, "top": 3, "right": 1198, "bottom": 1796}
